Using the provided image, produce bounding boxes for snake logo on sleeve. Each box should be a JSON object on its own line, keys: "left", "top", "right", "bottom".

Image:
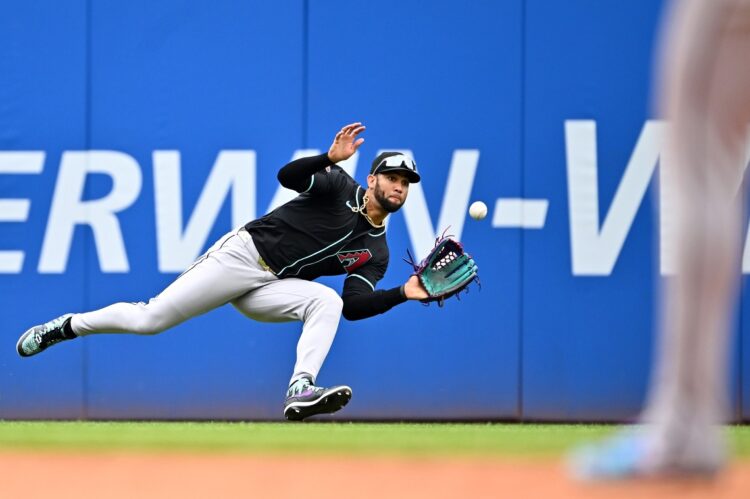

{"left": 337, "top": 249, "right": 372, "bottom": 273}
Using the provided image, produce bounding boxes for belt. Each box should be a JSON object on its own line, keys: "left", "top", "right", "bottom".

{"left": 258, "top": 255, "right": 276, "bottom": 275}
{"left": 238, "top": 227, "right": 276, "bottom": 275}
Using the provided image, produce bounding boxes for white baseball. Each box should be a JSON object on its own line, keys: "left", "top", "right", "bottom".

{"left": 469, "top": 201, "right": 488, "bottom": 221}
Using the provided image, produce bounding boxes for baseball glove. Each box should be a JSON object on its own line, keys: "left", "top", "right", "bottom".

{"left": 405, "top": 234, "right": 479, "bottom": 307}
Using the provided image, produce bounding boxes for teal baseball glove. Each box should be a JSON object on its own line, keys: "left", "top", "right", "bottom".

{"left": 405, "top": 235, "right": 479, "bottom": 307}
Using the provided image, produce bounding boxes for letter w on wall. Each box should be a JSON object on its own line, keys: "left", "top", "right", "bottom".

{"left": 565, "top": 120, "right": 664, "bottom": 276}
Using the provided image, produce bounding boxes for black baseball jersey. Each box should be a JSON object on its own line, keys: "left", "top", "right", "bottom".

{"left": 244, "top": 153, "right": 406, "bottom": 321}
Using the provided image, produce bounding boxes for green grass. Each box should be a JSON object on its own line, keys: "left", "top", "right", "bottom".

{"left": 0, "top": 422, "right": 748, "bottom": 458}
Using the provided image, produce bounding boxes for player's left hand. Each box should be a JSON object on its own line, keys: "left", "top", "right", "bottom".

{"left": 328, "top": 122, "right": 366, "bottom": 163}
{"left": 403, "top": 274, "right": 429, "bottom": 300}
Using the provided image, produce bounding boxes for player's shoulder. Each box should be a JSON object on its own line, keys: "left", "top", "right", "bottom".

{"left": 324, "top": 164, "right": 352, "bottom": 178}
{"left": 324, "top": 164, "right": 361, "bottom": 190}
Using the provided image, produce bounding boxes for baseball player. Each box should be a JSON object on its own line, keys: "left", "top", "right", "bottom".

{"left": 572, "top": 0, "right": 750, "bottom": 478}
{"left": 16, "top": 122, "right": 430, "bottom": 421}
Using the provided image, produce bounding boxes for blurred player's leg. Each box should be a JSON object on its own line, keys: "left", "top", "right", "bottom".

{"left": 571, "top": 0, "right": 750, "bottom": 478}
{"left": 642, "top": 0, "right": 750, "bottom": 472}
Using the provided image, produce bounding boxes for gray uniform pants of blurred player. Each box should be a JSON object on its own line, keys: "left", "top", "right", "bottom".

{"left": 643, "top": 0, "right": 750, "bottom": 468}
{"left": 69, "top": 227, "right": 342, "bottom": 385}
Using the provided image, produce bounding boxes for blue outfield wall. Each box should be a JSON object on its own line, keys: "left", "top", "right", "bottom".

{"left": 0, "top": 0, "right": 746, "bottom": 421}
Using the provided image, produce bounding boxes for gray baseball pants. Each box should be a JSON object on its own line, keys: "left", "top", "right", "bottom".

{"left": 70, "top": 227, "right": 342, "bottom": 385}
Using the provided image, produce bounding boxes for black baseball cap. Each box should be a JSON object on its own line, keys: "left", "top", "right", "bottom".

{"left": 370, "top": 152, "right": 421, "bottom": 183}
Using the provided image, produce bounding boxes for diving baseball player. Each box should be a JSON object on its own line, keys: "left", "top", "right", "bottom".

{"left": 16, "top": 122, "right": 430, "bottom": 421}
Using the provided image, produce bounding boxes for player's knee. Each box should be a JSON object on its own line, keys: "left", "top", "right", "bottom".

{"left": 131, "top": 306, "right": 174, "bottom": 335}
{"left": 312, "top": 287, "right": 343, "bottom": 315}
{"left": 131, "top": 319, "right": 164, "bottom": 335}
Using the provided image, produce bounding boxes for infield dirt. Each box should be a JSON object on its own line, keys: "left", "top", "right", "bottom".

{"left": 0, "top": 451, "right": 748, "bottom": 498}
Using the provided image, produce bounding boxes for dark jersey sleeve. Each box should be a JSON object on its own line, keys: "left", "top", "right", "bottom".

{"left": 277, "top": 153, "right": 339, "bottom": 193}
{"left": 277, "top": 153, "right": 354, "bottom": 198}
{"left": 341, "top": 257, "right": 407, "bottom": 321}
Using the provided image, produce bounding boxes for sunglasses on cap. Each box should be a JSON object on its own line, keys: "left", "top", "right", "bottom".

{"left": 371, "top": 154, "right": 421, "bottom": 182}
{"left": 374, "top": 154, "right": 417, "bottom": 172}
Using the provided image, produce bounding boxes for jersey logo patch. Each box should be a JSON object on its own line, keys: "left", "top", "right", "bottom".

{"left": 337, "top": 249, "right": 372, "bottom": 272}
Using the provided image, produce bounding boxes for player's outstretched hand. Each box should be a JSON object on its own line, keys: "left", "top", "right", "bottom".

{"left": 403, "top": 275, "right": 429, "bottom": 300}
{"left": 328, "top": 122, "right": 366, "bottom": 163}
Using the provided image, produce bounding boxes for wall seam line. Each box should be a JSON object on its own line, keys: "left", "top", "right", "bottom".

{"left": 518, "top": 0, "right": 527, "bottom": 422}
{"left": 82, "top": 0, "right": 92, "bottom": 420}
{"left": 302, "top": 0, "right": 309, "bottom": 148}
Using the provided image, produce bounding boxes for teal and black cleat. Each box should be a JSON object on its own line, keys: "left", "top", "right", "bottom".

{"left": 283, "top": 377, "right": 352, "bottom": 421}
{"left": 16, "top": 313, "right": 76, "bottom": 357}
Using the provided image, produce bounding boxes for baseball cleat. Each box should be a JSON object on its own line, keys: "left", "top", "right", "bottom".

{"left": 16, "top": 313, "right": 76, "bottom": 357}
{"left": 568, "top": 429, "right": 723, "bottom": 481}
{"left": 284, "top": 377, "right": 352, "bottom": 421}
{"left": 568, "top": 431, "right": 650, "bottom": 480}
